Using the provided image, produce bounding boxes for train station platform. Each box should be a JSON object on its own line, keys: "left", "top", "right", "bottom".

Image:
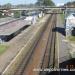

{"left": 0, "top": 15, "right": 50, "bottom": 74}
{"left": 0, "top": 17, "right": 15, "bottom": 26}
{"left": 0, "top": 19, "right": 29, "bottom": 42}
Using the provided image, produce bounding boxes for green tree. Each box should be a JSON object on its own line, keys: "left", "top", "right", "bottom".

{"left": 3, "top": 3, "right": 12, "bottom": 9}
{"left": 36, "top": 0, "right": 55, "bottom": 6}
{"left": 14, "top": 11, "right": 20, "bottom": 18}
{"left": 0, "top": 12, "right": 2, "bottom": 17}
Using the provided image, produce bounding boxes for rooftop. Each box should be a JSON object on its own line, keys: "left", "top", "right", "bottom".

{"left": 0, "top": 19, "right": 28, "bottom": 35}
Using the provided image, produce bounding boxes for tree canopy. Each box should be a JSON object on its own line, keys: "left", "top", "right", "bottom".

{"left": 2, "top": 3, "right": 12, "bottom": 9}
{"left": 36, "top": 0, "right": 55, "bottom": 6}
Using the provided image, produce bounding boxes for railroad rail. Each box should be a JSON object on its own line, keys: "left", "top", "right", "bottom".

{"left": 14, "top": 14, "right": 57, "bottom": 75}
{"left": 39, "top": 14, "right": 57, "bottom": 75}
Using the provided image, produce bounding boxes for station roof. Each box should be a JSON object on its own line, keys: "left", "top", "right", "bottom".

{"left": 0, "top": 19, "right": 28, "bottom": 35}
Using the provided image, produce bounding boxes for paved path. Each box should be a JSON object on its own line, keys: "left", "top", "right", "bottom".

{"left": 56, "top": 14, "right": 71, "bottom": 64}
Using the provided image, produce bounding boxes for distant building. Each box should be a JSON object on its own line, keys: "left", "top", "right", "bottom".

{"left": 2, "top": 10, "right": 14, "bottom": 17}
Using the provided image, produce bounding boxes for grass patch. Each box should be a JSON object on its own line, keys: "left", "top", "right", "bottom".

{"left": 60, "top": 13, "right": 65, "bottom": 21}
{"left": 0, "top": 45, "right": 8, "bottom": 55}
{"left": 68, "top": 36, "right": 75, "bottom": 41}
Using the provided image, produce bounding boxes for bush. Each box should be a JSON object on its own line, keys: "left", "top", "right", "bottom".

{"left": 14, "top": 11, "right": 20, "bottom": 18}
{"left": 0, "top": 12, "right": 2, "bottom": 18}
{"left": 0, "top": 12, "right": 7, "bottom": 18}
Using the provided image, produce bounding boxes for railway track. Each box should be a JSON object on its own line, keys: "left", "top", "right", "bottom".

{"left": 14, "top": 14, "right": 57, "bottom": 75}
{"left": 40, "top": 14, "right": 57, "bottom": 75}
